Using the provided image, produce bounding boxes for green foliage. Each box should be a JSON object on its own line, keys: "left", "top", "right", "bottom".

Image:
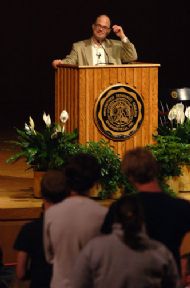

{"left": 147, "top": 135, "right": 190, "bottom": 179}
{"left": 78, "top": 139, "right": 129, "bottom": 199}
{"left": 6, "top": 123, "right": 79, "bottom": 171}
{"left": 158, "top": 119, "right": 190, "bottom": 144}
{"left": 174, "top": 119, "right": 190, "bottom": 143}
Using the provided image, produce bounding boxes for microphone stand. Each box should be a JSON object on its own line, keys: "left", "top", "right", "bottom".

{"left": 97, "top": 40, "right": 113, "bottom": 65}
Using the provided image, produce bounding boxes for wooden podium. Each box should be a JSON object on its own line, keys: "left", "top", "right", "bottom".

{"left": 55, "top": 63, "right": 160, "bottom": 159}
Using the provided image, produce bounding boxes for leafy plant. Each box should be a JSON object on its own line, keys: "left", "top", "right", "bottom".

{"left": 6, "top": 112, "right": 135, "bottom": 199}
{"left": 6, "top": 111, "right": 79, "bottom": 171}
{"left": 148, "top": 102, "right": 190, "bottom": 188}
{"left": 147, "top": 135, "right": 190, "bottom": 179}
{"left": 158, "top": 102, "right": 190, "bottom": 144}
{"left": 79, "top": 139, "right": 132, "bottom": 199}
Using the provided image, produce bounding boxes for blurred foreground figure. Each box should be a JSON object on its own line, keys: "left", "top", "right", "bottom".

{"left": 72, "top": 195, "right": 181, "bottom": 288}
{"left": 44, "top": 153, "right": 108, "bottom": 288}
{"left": 14, "top": 170, "right": 67, "bottom": 288}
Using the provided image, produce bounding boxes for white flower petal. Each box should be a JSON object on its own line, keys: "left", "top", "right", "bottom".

{"left": 175, "top": 102, "right": 184, "bottom": 112}
{"left": 60, "top": 110, "right": 69, "bottom": 124}
{"left": 168, "top": 109, "right": 176, "bottom": 121}
{"left": 176, "top": 110, "right": 185, "bottom": 124}
{"left": 185, "top": 107, "right": 190, "bottom": 119}
{"left": 43, "top": 112, "right": 51, "bottom": 127}
{"left": 25, "top": 123, "right": 30, "bottom": 131}
{"left": 29, "top": 117, "right": 35, "bottom": 130}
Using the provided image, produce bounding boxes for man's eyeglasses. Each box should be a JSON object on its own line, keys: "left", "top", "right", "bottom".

{"left": 94, "top": 24, "right": 111, "bottom": 32}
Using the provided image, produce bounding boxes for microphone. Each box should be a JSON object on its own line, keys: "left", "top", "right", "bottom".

{"left": 97, "top": 40, "right": 114, "bottom": 65}
{"left": 96, "top": 52, "right": 101, "bottom": 59}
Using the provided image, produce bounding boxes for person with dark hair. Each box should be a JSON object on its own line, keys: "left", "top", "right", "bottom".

{"left": 52, "top": 14, "right": 137, "bottom": 67}
{"left": 103, "top": 146, "right": 190, "bottom": 275}
{"left": 44, "top": 153, "right": 108, "bottom": 288}
{"left": 72, "top": 195, "right": 181, "bottom": 288}
{"left": 14, "top": 170, "right": 67, "bottom": 288}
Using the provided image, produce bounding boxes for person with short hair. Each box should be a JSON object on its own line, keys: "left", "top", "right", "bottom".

{"left": 14, "top": 170, "right": 67, "bottom": 288}
{"left": 102, "top": 146, "right": 190, "bottom": 275}
{"left": 52, "top": 14, "right": 137, "bottom": 67}
{"left": 44, "top": 153, "right": 108, "bottom": 288}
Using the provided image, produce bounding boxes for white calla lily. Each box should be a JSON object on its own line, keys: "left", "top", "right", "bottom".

{"left": 29, "top": 116, "right": 35, "bottom": 130}
{"left": 168, "top": 102, "right": 185, "bottom": 124}
{"left": 175, "top": 102, "right": 184, "bottom": 111}
{"left": 168, "top": 108, "right": 177, "bottom": 121}
{"left": 176, "top": 110, "right": 185, "bottom": 124}
{"left": 60, "top": 110, "right": 69, "bottom": 124}
{"left": 24, "top": 123, "right": 30, "bottom": 131}
{"left": 175, "top": 103, "right": 185, "bottom": 124}
{"left": 185, "top": 107, "right": 190, "bottom": 119}
{"left": 28, "top": 117, "right": 36, "bottom": 134}
{"left": 43, "top": 112, "right": 51, "bottom": 127}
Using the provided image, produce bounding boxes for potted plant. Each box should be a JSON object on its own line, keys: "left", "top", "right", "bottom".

{"left": 6, "top": 111, "right": 134, "bottom": 199}
{"left": 6, "top": 110, "right": 79, "bottom": 171}
{"left": 147, "top": 102, "right": 190, "bottom": 195}
{"left": 158, "top": 102, "right": 190, "bottom": 143}
{"left": 6, "top": 110, "right": 80, "bottom": 197}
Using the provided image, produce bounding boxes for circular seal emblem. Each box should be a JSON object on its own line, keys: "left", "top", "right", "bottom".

{"left": 94, "top": 84, "right": 144, "bottom": 141}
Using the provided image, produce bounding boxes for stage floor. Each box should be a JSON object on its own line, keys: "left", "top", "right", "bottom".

{"left": 0, "top": 138, "right": 42, "bottom": 215}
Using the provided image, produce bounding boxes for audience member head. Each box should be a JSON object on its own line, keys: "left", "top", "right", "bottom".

{"left": 121, "top": 147, "right": 159, "bottom": 185}
{"left": 112, "top": 195, "right": 146, "bottom": 249}
{"left": 41, "top": 170, "right": 67, "bottom": 205}
{"left": 64, "top": 153, "right": 101, "bottom": 196}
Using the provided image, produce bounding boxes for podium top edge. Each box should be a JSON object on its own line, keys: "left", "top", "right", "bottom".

{"left": 58, "top": 62, "right": 160, "bottom": 69}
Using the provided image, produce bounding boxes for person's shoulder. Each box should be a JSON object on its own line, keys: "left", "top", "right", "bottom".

{"left": 73, "top": 39, "right": 91, "bottom": 47}
{"left": 85, "top": 197, "right": 108, "bottom": 211}
{"left": 106, "top": 38, "right": 122, "bottom": 45}
{"left": 19, "top": 217, "right": 41, "bottom": 232}
{"left": 82, "top": 233, "right": 111, "bottom": 252}
{"left": 140, "top": 191, "right": 190, "bottom": 205}
{"left": 45, "top": 200, "right": 65, "bottom": 218}
{"left": 150, "top": 239, "right": 177, "bottom": 263}
{"left": 173, "top": 196, "right": 190, "bottom": 211}
{"left": 148, "top": 237, "right": 173, "bottom": 255}
{"left": 164, "top": 193, "right": 190, "bottom": 207}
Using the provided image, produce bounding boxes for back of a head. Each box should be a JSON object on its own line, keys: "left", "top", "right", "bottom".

{"left": 121, "top": 147, "right": 159, "bottom": 184}
{"left": 113, "top": 195, "right": 145, "bottom": 249}
{"left": 65, "top": 153, "right": 101, "bottom": 195}
{"left": 41, "top": 170, "right": 67, "bottom": 204}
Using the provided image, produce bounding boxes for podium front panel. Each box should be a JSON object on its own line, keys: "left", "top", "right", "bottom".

{"left": 55, "top": 64, "right": 159, "bottom": 159}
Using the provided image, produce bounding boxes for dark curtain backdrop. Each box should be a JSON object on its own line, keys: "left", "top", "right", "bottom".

{"left": 1, "top": 0, "right": 190, "bottom": 130}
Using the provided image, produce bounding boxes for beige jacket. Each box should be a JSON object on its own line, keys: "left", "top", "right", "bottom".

{"left": 62, "top": 38, "right": 137, "bottom": 66}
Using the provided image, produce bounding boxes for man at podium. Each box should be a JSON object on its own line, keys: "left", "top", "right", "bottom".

{"left": 52, "top": 14, "right": 137, "bottom": 67}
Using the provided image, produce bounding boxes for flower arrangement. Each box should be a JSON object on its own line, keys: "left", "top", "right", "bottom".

{"left": 6, "top": 111, "right": 135, "bottom": 199}
{"left": 147, "top": 102, "right": 190, "bottom": 194}
{"left": 6, "top": 110, "right": 79, "bottom": 171}
{"left": 158, "top": 102, "right": 190, "bottom": 143}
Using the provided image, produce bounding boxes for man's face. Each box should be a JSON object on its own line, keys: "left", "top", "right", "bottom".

{"left": 92, "top": 16, "right": 111, "bottom": 42}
